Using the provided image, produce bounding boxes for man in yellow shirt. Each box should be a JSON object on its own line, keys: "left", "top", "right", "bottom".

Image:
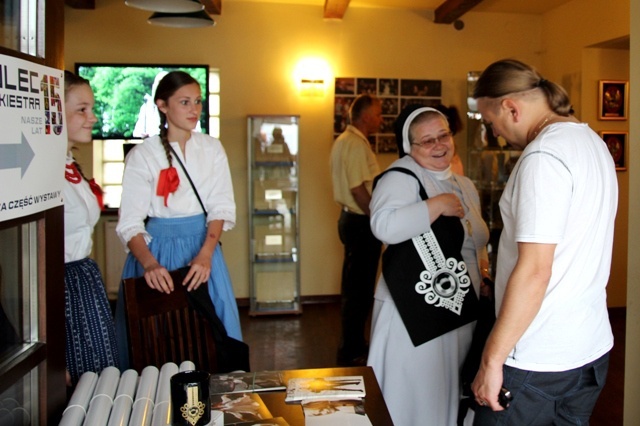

{"left": 330, "top": 94, "right": 383, "bottom": 366}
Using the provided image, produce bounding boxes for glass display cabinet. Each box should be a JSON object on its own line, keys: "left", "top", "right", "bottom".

{"left": 247, "top": 115, "right": 301, "bottom": 315}
{"left": 466, "top": 71, "right": 521, "bottom": 274}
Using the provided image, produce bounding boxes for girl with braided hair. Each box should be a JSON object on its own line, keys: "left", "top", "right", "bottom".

{"left": 63, "top": 70, "right": 119, "bottom": 385}
{"left": 115, "top": 71, "right": 241, "bottom": 369}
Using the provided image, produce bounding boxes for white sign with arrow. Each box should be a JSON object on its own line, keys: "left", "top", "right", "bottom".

{"left": 0, "top": 54, "right": 66, "bottom": 222}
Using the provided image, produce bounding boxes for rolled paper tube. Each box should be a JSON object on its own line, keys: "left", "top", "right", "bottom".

{"left": 65, "top": 372, "right": 98, "bottom": 414}
{"left": 129, "top": 397, "right": 154, "bottom": 426}
{"left": 94, "top": 366, "right": 121, "bottom": 400}
{"left": 150, "top": 401, "right": 171, "bottom": 426}
{"left": 107, "top": 395, "right": 133, "bottom": 426}
{"left": 155, "top": 363, "right": 179, "bottom": 404}
{"left": 11, "top": 407, "right": 30, "bottom": 424}
{"left": 179, "top": 361, "right": 195, "bottom": 372}
{"left": 135, "top": 366, "right": 159, "bottom": 403}
{"left": 116, "top": 369, "right": 139, "bottom": 401}
{"left": 106, "top": 370, "right": 139, "bottom": 426}
{"left": 1, "top": 398, "right": 19, "bottom": 410}
{"left": 58, "top": 405, "right": 85, "bottom": 426}
{"left": 84, "top": 394, "right": 113, "bottom": 426}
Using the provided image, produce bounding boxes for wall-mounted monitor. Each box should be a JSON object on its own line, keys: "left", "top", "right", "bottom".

{"left": 75, "top": 63, "right": 209, "bottom": 140}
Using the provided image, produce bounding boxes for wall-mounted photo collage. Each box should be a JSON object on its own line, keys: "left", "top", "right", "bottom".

{"left": 334, "top": 77, "right": 442, "bottom": 154}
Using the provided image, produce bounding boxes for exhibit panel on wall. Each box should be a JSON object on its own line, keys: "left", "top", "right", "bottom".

{"left": 333, "top": 77, "right": 442, "bottom": 154}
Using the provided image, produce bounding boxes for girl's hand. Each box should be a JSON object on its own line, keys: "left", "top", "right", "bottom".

{"left": 185, "top": 253, "right": 212, "bottom": 291}
{"left": 143, "top": 263, "right": 174, "bottom": 294}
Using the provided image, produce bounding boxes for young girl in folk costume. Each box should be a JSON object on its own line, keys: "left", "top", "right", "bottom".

{"left": 63, "top": 71, "right": 119, "bottom": 385}
{"left": 114, "top": 71, "right": 242, "bottom": 369}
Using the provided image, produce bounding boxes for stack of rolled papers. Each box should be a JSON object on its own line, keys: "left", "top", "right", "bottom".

{"left": 59, "top": 371, "right": 98, "bottom": 426}
{"left": 0, "top": 398, "right": 31, "bottom": 425}
{"left": 151, "top": 362, "right": 179, "bottom": 426}
{"left": 107, "top": 369, "right": 139, "bottom": 426}
{"left": 129, "top": 366, "right": 159, "bottom": 426}
{"left": 84, "top": 366, "right": 120, "bottom": 426}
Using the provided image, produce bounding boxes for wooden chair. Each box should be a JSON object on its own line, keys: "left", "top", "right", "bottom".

{"left": 122, "top": 268, "right": 218, "bottom": 373}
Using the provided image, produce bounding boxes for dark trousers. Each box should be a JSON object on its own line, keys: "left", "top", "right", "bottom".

{"left": 474, "top": 352, "right": 610, "bottom": 426}
{"left": 337, "top": 210, "right": 382, "bottom": 362}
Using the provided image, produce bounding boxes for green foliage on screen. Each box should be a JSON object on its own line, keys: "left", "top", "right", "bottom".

{"left": 76, "top": 64, "right": 208, "bottom": 140}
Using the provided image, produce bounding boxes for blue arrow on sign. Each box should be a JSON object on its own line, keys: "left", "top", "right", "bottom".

{"left": 0, "top": 133, "right": 35, "bottom": 178}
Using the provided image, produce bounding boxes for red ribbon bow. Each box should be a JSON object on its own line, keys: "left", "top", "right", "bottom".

{"left": 156, "top": 166, "right": 180, "bottom": 206}
{"left": 65, "top": 163, "right": 82, "bottom": 184}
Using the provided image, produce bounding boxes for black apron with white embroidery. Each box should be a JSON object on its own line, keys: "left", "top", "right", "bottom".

{"left": 375, "top": 168, "right": 479, "bottom": 347}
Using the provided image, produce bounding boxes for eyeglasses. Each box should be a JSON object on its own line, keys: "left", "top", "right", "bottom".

{"left": 410, "top": 131, "right": 453, "bottom": 148}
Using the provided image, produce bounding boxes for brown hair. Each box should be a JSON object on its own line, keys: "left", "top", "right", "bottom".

{"left": 64, "top": 70, "right": 90, "bottom": 95}
{"left": 153, "top": 71, "right": 200, "bottom": 167}
{"left": 473, "top": 59, "right": 573, "bottom": 116}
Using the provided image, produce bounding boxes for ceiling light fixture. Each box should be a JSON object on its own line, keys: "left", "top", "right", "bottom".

{"left": 126, "top": 0, "right": 204, "bottom": 13}
{"left": 147, "top": 10, "right": 215, "bottom": 28}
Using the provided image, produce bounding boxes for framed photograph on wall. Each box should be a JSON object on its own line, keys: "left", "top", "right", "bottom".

{"left": 598, "top": 80, "right": 628, "bottom": 120}
{"left": 600, "top": 131, "right": 627, "bottom": 171}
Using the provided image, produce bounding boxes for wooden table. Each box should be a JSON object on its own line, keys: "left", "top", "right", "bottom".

{"left": 257, "top": 366, "right": 394, "bottom": 426}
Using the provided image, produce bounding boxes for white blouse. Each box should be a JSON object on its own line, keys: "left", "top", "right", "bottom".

{"left": 116, "top": 132, "right": 236, "bottom": 248}
{"left": 63, "top": 153, "right": 101, "bottom": 263}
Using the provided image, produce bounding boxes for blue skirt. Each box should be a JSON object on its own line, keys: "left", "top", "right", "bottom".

{"left": 114, "top": 214, "right": 242, "bottom": 370}
{"left": 65, "top": 258, "right": 119, "bottom": 384}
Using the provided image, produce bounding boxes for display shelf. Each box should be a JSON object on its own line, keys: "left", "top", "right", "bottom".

{"left": 466, "top": 72, "right": 521, "bottom": 274}
{"left": 248, "top": 115, "right": 301, "bottom": 315}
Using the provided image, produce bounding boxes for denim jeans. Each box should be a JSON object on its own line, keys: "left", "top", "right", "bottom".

{"left": 474, "top": 352, "right": 609, "bottom": 426}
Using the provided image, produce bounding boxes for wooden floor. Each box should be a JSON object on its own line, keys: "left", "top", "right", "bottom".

{"left": 239, "top": 303, "right": 625, "bottom": 425}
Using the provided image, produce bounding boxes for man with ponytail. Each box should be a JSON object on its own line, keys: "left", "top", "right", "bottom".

{"left": 471, "top": 59, "right": 617, "bottom": 425}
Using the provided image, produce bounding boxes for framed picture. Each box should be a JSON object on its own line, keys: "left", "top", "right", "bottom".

{"left": 598, "top": 80, "right": 628, "bottom": 120}
{"left": 600, "top": 131, "right": 627, "bottom": 171}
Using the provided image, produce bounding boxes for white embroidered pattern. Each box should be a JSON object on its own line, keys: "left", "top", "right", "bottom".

{"left": 412, "top": 231, "right": 471, "bottom": 315}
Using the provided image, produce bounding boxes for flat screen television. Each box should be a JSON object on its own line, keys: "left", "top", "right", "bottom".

{"left": 75, "top": 63, "right": 209, "bottom": 140}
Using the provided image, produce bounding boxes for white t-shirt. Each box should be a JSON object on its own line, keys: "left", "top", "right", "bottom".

{"left": 63, "top": 154, "right": 101, "bottom": 263}
{"left": 496, "top": 122, "right": 617, "bottom": 372}
{"left": 116, "top": 132, "right": 235, "bottom": 248}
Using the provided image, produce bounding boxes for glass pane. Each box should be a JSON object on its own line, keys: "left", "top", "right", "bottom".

{"left": 209, "top": 94, "right": 220, "bottom": 116}
{"left": 103, "top": 140, "right": 125, "bottom": 162}
{"left": 209, "top": 71, "right": 220, "bottom": 93}
{"left": 0, "top": 0, "right": 20, "bottom": 51}
{"left": 0, "top": 365, "right": 39, "bottom": 425}
{"left": 0, "top": 222, "right": 38, "bottom": 363}
{"left": 103, "top": 162, "right": 124, "bottom": 185}
{"left": 209, "top": 117, "right": 220, "bottom": 139}
{"left": 103, "top": 185, "right": 122, "bottom": 209}
{"left": 0, "top": 0, "right": 44, "bottom": 56}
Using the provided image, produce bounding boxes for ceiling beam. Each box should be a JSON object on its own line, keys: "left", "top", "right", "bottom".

{"left": 324, "top": 0, "right": 351, "bottom": 19}
{"left": 201, "top": 0, "right": 221, "bottom": 15}
{"left": 65, "top": 0, "right": 94, "bottom": 9}
{"left": 434, "top": 0, "right": 484, "bottom": 24}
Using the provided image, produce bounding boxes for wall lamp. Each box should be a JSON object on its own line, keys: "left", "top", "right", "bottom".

{"left": 294, "top": 58, "right": 331, "bottom": 97}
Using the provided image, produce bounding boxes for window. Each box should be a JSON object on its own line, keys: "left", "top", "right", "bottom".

{"left": 94, "top": 70, "right": 221, "bottom": 208}
{"left": 0, "top": 0, "right": 45, "bottom": 56}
